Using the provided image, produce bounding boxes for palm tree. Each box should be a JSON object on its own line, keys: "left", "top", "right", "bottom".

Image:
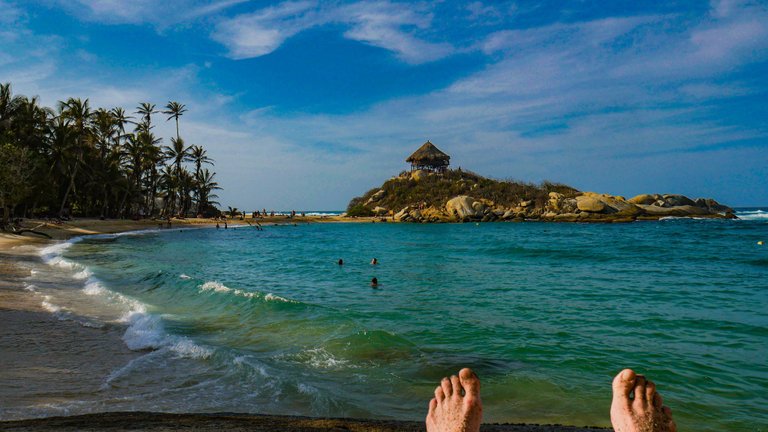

{"left": 163, "top": 101, "right": 187, "bottom": 141}
{"left": 136, "top": 102, "right": 157, "bottom": 131}
{"left": 162, "top": 137, "right": 190, "bottom": 216}
{"left": 0, "top": 82, "right": 25, "bottom": 133}
{"left": 195, "top": 169, "right": 220, "bottom": 215}
{"left": 57, "top": 97, "right": 93, "bottom": 217}
{"left": 189, "top": 145, "right": 213, "bottom": 177}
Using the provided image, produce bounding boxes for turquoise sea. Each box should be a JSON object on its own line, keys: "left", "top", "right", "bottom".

{"left": 7, "top": 210, "right": 768, "bottom": 431}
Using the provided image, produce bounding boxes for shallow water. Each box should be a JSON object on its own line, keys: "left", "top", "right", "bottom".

{"left": 3, "top": 211, "right": 767, "bottom": 431}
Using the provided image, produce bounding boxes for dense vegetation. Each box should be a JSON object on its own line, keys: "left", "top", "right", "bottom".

{"left": 0, "top": 82, "right": 221, "bottom": 227}
{"left": 347, "top": 168, "right": 579, "bottom": 214}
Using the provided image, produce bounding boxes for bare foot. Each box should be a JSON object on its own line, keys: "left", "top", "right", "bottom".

{"left": 426, "top": 368, "right": 483, "bottom": 432}
{"left": 611, "top": 369, "right": 677, "bottom": 432}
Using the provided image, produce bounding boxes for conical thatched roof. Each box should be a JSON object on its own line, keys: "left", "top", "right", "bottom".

{"left": 406, "top": 141, "right": 450, "bottom": 164}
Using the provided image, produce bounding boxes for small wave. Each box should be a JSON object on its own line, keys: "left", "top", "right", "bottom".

{"left": 200, "top": 281, "right": 233, "bottom": 293}
{"left": 264, "top": 293, "right": 292, "bottom": 303}
{"left": 41, "top": 295, "right": 63, "bottom": 313}
{"left": 170, "top": 339, "right": 213, "bottom": 359}
{"left": 300, "top": 348, "right": 353, "bottom": 369}
{"left": 199, "top": 281, "right": 296, "bottom": 303}
{"left": 179, "top": 274, "right": 192, "bottom": 280}
{"left": 736, "top": 210, "right": 768, "bottom": 221}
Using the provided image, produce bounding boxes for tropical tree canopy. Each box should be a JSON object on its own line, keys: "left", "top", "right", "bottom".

{"left": 0, "top": 82, "right": 222, "bottom": 226}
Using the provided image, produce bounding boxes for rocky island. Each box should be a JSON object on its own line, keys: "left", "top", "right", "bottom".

{"left": 346, "top": 142, "right": 734, "bottom": 223}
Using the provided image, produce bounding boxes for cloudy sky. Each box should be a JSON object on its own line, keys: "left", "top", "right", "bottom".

{"left": 2, "top": 0, "right": 767, "bottom": 209}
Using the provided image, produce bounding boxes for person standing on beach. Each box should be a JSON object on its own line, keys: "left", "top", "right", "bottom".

{"left": 426, "top": 368, "right": 676, "bottom": 432}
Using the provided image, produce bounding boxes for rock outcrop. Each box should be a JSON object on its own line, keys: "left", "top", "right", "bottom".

{"left": 347, "top": 168, "right": 734, "bottom": 223}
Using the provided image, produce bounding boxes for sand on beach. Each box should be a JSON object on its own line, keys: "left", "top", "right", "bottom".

{"left": 0, "top": 412, "right": 609, "bottom": 431}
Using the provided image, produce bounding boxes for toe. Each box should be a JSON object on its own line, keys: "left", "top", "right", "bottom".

{"left": 633, "top": 375, "right": 647, "bottom": 407}
{"left": 653, "top": 390, "right": 663, "bottom": 408}
{"left": 441, "top": 377, "right": 453, "bottom": 397}
{"left": 645, "top": 380, "right": 657, "bottom": 405}
{"left": 434, "top": 385, "right": 445, "bottom": 402}
{"left": 428, "top": 397, "right": 437, "bottom": 413}
{"left": 611, "top": 369, "right": 636, "bottom": 408}
{"left": 450, "top": 375, "right": 462, "bottom": 397}
{"left": 459, "top": 368, "right": 481, "bottom": 397}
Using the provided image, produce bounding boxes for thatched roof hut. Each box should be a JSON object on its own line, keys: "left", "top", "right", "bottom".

{"left": 406, "top": 141, "right": 450, "bottom": 172}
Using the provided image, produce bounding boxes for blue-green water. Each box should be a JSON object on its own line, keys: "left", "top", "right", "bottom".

{"left": 19, "top": 213, "right": 768, "bottom": 430}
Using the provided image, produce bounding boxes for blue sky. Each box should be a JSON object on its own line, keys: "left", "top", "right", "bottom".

{"left": 1, "top": 0, "right": 767, "bottom": 209}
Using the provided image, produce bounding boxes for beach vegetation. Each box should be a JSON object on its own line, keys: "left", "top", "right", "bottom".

{"left": 0, "top": 82, "right": 223, "bottom": 227}
{"left": 348, "top": 168, "right": 578, "bottom": 214}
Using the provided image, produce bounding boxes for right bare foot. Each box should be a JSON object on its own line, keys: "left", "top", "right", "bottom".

{"left": 611, "top": 369, "right": 677, "bottom": 432}
{"left": 426, "top": 368, "right": 483, "bottom": 432}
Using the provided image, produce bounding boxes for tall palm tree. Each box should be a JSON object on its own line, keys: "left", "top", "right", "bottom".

{"left": 0, "top": 82, "right": 25, "bottom": 133}
{"left": 195, "top": 169, "right": 220, "bottom": 215}
{"left": 189, "top": 145, "right": 213, "bottom": 177}
{"left": 163, "top": 137, "right": 191, "bottom": 216}
{"left": 163, "top": 101, "right": 187, "bottom": 141}
{"left": 136, "top": 102, "right": 157, "bottom": 131}
{"left": 57, "top": 97, "right": 93, "bottom": 217}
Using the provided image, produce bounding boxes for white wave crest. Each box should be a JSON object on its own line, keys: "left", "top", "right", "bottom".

{"left": 170, "top": 339, "right": 213, "bottom": 359}
{"left": 264, "top": 293, "right": 292, "bottom": 303}
{"left": 41, "top": 295, "right": 62, "bottom": 313}
{"left": 737, "top": 210, "right": 768, "bottom": 221}
{"left": 122, "top": 312, "right": 166, "bottom": 350}
{"left": 200, "top": 281, "right": 232, "bottom": 293}
{"left": 179, "top": 274, "right": 191, "bottom": 280}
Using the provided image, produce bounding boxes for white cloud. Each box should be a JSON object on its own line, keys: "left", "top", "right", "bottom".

{"left": 211, "top": 1, "right": 319, "bottom": 59}
{"left": 212, "top": 0, "right": 453, "bottom": 63}
{"left": 56, "top": 0, "right": 248, "bottom": 26}
{"left": 337, "top": 1, "right": 452, "bottom": 63}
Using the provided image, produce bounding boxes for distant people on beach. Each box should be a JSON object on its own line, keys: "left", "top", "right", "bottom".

{"left": 426, "top": 368, "right": 676, "bottom": 432}
{"left": 216, "top": 222, "right": 220, "bottom": 229}
{"left": 370, "top": 258, "right": 378, "bottom": 265}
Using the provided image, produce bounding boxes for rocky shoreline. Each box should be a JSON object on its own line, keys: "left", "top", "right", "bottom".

{"left": 348, "top": 170, "right": 734, "bottom": 223}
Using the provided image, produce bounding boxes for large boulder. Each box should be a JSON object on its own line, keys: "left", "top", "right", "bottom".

{"left": 629, "top": 194, "right": 659, "bottom": 205}
{"left": 662, "top": 194, "right": 697, "bottom": 207}
{"left": 372, "top": 206, "right": 388, "bottom": 215}
{"left": 446, "top": 195, "right": 483, "bottom": 221}
{"left": 576, "top": 196, "right": 606, "bottom": 212}
{"left": 410, "top": 170, "right": 429, "bottom": 181}
{"left": 394, "top": 207, "right": 411, "bottom": 221}
{"left": 637, "top": 204, "right": 711, "bottom": 216}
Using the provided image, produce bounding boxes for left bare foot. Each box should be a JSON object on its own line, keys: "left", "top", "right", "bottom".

{"left": 426, "top": 368, "right": 483, "bottom": 432}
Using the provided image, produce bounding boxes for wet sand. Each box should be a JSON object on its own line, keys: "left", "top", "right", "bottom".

{"left": 1, "top": 222, "right": 608, "bottom": 432}
{"left": 1, "top": 412, "right": 609, "bottom": 431}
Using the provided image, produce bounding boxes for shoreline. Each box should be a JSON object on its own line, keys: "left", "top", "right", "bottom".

{"left": 0, "top": 411, "right": 610, "bottom": 431}
{"left": 0, "top": 219, "right": 614, "bottom": 431}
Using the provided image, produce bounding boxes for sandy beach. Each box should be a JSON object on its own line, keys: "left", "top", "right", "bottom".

{"left": 1, "top": 219, "right": 610, "bottom": 432}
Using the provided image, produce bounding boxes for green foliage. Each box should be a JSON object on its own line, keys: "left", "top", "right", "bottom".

{"left": 346, "top": 204, "right": 374, "bottom": 217}
{"left": 347, "top": 169, "right": 580, "bottom": 213}
{"left": 0, "top": 82, "right": 221, "bottom": 220}
{"left": 0, "top": 143, "right": 34, "bottom": 224}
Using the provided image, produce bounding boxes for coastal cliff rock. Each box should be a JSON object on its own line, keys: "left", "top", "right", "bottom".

{"left": 346, "top": 168, "right": 734, "bottom": 223}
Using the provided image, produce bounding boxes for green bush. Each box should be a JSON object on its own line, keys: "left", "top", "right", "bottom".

{"left": 346, "top": 204, "right": 374, "bottom": 217}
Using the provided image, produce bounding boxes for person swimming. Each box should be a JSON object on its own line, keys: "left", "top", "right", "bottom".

{"left": 425, "top": 368, "right": 677, "bottom": 432}
{"left": 371, "top": 277, "right": 378, "bottom": 287}
{"left": 371, "top": 258, "right": 378, "bottom": 265}
{"left": 338, "top": 259, "right": 344, "bottom": 266}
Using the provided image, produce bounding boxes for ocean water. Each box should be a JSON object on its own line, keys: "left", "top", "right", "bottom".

{"left": 4, "top": 209, "right": 768, "bottom": 431}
